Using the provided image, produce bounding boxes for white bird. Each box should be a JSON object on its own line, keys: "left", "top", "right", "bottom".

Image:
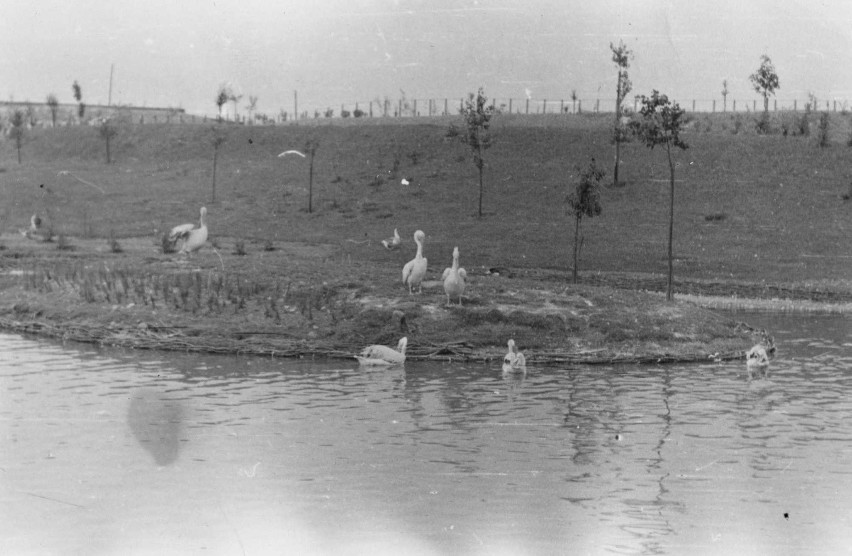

{"left": 278, "top": 150, "right": 306, "bottom": 158}
{"left": 20, "top": 213, "right": 51, "bottom": 241}
{"left": 441, "top": 246, "right": 467, "bottom": 306}
{"left": 356, "top": 337, "right": 408, "bottom": 366}
{"left": 168, "top": 207, "right": 208, "bottom": 256}
{"left": 502, "top": 339, "right": 526, "bottom": 373}
{"left": 402, "top": 230, "right": 427, "bottom": 294}
{"left": 746, "top": 344, "right": 770, "bottom": 372}
{"left": 382, "top": 228, "right": 401, "bottom": 250}
{"left": 401, "top": 178, "right": 410, "bottom": 186}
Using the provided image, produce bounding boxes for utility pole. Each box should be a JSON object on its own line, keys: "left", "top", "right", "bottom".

{"left": 108, "top": 64, "right": 114, "bottom": 106}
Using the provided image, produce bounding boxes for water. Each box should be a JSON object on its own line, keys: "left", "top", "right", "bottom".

{"left": 1, "top": 312, "right": 850, "bottom": 555}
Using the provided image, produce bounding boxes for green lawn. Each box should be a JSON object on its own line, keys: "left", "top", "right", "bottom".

{"left": 1, "top": 111, "right": 849, "bottom": 290}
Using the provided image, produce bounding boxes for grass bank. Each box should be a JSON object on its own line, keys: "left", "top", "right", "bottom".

{"left": 0, "top": 114, "right": 847, "bottom": 362}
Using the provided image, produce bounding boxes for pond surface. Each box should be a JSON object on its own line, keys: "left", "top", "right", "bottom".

{"left": 1, "top": 312, "right": 851, "bottom": 555}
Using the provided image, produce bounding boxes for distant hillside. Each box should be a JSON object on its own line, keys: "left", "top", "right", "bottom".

{"left": 0, "top": 101, "right": 189, "bottom": 128}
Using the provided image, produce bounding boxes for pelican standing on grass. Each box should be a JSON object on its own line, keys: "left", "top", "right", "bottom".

{"left": 502, "top": 339, "right": 526, "bottom": 373}
{"left": 402, "top": 230, "right": 427, "bottom": 294}
{"left": 356, "top": 337, "right": 408, "bottom": 366}
{"left": 382, "top": 228, "right": 401, "bottom": 250}
{"left": 441, "top": 246, "right": 467, "bottom": 306}
{"left": 168, "top": 207, "right": 208, "bottom": 256}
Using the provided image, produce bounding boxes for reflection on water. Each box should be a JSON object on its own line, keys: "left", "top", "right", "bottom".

{"left": 0, "top": 311, "right": 850, "bottom": 555}
{"left": 127, "top": 389, "right": 186, "bottom": 466}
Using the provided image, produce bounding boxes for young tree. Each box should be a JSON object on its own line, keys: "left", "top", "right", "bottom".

{"left": 611, "top": 40, "right": 633, "bottom": 187}
{"left": 9, "top": 109, "right": 25, "bottom": 164}
{"left": 630, "top": 90, "right": 689, "bottom": 301}
{"left": 98, "top": 117, "right": 118, "bottom": 163}
{"left": 46, "top": 94, "right": 59, "bottom": 127}
{"left": 305, "top": 139, "right": 319, "bottom": 213}
{"left": 210, "top": 129, "right": 226, "bottom": 202}
{"left": 247, "top": 95, "right": 258, "bottom": 124}
{"left": 230, "top": 92, "right": 243, "bottom": 121}
{"left": 566, "top": 158, "right": 605, "bottom": 283}
{"left": 72, "top": 80, "right": 85, "bottom": 120}
{"left": 455, "top": 87, "right": 494, "bottom": 217}
{"left": 721, "top": 80, "right": 729, "bottom": 113}
{"left": 749, "top": 54, "right": 779, "bottom": 114}
{"left": 215, "top": 85, "right": 231, "bottom": 122}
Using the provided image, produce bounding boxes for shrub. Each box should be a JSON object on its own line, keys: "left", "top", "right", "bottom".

{"left": 754, "top": 112, "right": 771, "bottom": 134}
{"left": 233, "top": 240, "right": 247, "bottom": 256}
{"left": 795, "top": 114, "right": 810, "bottom": 136}
{"left": 108, "top": 231, "right": 123, "bottom": 253}
{"left": 817, "top": 112, "right": 830, "bottom": 147}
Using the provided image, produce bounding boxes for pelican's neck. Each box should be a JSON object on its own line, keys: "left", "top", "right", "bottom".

{"left": 199, "top": 210, "right": 207, "bottom": 227}
{"left": 452, "top": 254, "right": 459, "bottom": 271}
{"left": 415, "top": 236, "right": 423, "bottom": 258}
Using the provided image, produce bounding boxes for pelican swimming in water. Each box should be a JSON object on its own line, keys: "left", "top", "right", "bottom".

{"left": 402, "top": 230, "right": 427, "bottom": 294}
{"left": 441, "top": 246, "right": 467, "bottom": 306}
{"left": 746, "top": 344, "right": 770, "bottom": 370}
{"left": 356, "top": 337, "right": 408, "bottom": 366}
{"left": 167, "top": 207, "right": 208, "bottom": 256}
{"left": 502, "top": 339, "right": 526, "bottom": 373}
{"left": 20, "top": 214, "right": 51, "bottom": 241}
{"left": 382, "top": 228, "right": 401, "bottom": 250}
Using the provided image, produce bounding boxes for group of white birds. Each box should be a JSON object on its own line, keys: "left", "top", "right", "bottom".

{"left": 394, "top": 228, "right": 467, "bottom": 306}
{"left": 358, "top": 228, "right": 527, "bottom": 373}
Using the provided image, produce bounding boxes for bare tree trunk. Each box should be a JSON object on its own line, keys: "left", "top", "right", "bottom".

{"left": 666, "top": 142, "right": 675, "bottom": 301}
{"left": 308, "top": 152, "right": 315, "bottom": 213}
{"left": 211, "top": 145, "right": 219, "bottom": 203}
{"left": 478, "top": 164, "right": 484, "bottom": 217}
{"left": 572, "top": 214, "right": 581, "bottom": 283}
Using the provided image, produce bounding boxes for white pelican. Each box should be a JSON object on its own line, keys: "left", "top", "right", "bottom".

{"left": 441, "top": 246, "right": 467, "bottom": 306}
{"left": 168, "top": 207, "right": 208, "bottom": 256}
{"left": 20, "top": 214, "right": 51, "bottom": 241}
{"left": 356, "top": 337, "right": 408, "bottom": 366}
{"left": 746, "top": 344, "right": 770, "bottom": 372}
{"left": 402, "top": 230, "right": 427, "bottom": 294}
{"left": 502, "top": 339, "right": 526, "bottom": 373}
{"left": 278, "top": 150, "right": 306, "bottom": 158}
{"left": 401, "top": 178, "right": 410, "bottom": 186}
{"left": 382, "top": 228, "right": 401, "bottom": 250}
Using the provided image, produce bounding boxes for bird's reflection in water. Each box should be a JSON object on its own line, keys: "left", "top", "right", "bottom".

{"left": 127, "top": 388, "right": 186, "bottom": 466}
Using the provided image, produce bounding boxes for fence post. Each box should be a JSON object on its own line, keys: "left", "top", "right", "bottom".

{"left": 578, "top": 99, "right": 582, "bottom": 114}
{"left": 413, "top": 99, "right": 417, "bottom": 116}
{"left": 774, "top": 99, "right": 777, "bottom": 111}
{"left": 595, "top": 99, "right": 599, "bottom": 113}
{"left": 712, "top": 100, "right": 716, "bottom": 113}
{"left": 733, "top": 100, "right": 736, "bottom": 112}
{"left": 543, "top": 99, "right": 547, "bottom": 114}
{"left": 398, "top": 99, "right": 402, "bottom": 117}
{"left": 444, "top": 98, "right": 448, "bottom": 115}
{"left": 509, "top": 98, "right": 513, "bottom": 113}
{"left": 525, "top": 98, "right": 529, "bottom": 114}
{"left": 692, "top": 99, "right": 695, "bottom": 112}
{"left": 560, "top": 99, "right": 564, "bottom": 113}
{"left": 794, "top": 99, "right": 797, "bottom": 112}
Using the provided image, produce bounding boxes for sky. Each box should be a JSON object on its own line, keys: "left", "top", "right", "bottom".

{"left": 3, "top": 0, "right": 852, "bottom": 117}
